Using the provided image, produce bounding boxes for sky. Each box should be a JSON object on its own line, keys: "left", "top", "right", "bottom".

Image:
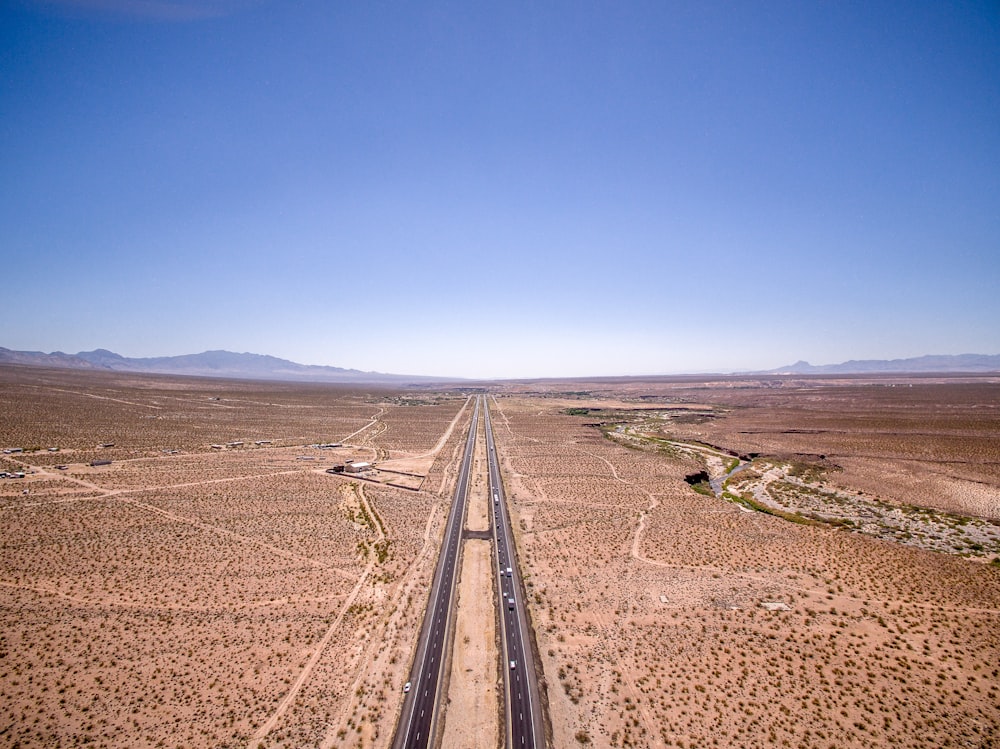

{"left": 1, "top": 0, "right": 998, "bottom": 379}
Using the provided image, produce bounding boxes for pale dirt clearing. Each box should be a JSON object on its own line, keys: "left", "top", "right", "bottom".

{"left": 375, "top": 396, "right": 472, "bottom": 477}
{"left": 466, "top": 409, "right": 491, "bottom": 533}
{"left": 437, "top": 399, "right": 498, "bottom": 746}
{"left": 837, "top": 456, "right": 1000, "bottom": 520}
{"left": 440, "top": 539, "right": 499, "bottom": 749}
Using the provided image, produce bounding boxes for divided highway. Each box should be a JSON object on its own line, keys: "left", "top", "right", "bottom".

{"left": 486, "top": 397, "right": 545, "bottom": 749}
{"left": 392, "top": 394, "right": 545, "bottom": 749}
{"left": 392, "top": 396, "right": 480, "bottom": 749}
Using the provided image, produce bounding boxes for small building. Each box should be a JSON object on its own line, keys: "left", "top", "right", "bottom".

{"left": 344, "top": 461, "right": 371, "bottom": 473}
{"left": 89, "top": 460, "right": 112, "bottom": 467}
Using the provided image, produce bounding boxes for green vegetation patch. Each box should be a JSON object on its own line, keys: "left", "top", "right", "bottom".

{"left": 727, "top": 491, "right": 824, "bottom": 526}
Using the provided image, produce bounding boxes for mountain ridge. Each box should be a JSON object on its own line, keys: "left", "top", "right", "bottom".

{"left": 763, "top": 353, "right": 1000, "bottom": 375}
{"left": 0, "top": 347, "right": 452, "bottom": 384}
{"left": 2, "top": 347, "right": 998, "bottom": 382}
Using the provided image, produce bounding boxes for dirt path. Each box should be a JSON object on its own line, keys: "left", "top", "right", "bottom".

{"left": 249, "top": 483, "right": 385, "bottom": 746}
{"left": 27, "top": 384, "right": 164, "bottom": 410}
{"left": 121, "top": 495, "right": 358, "bottom": 579}
{"left": 1, "top": 464, "right": 360, "bottom": 580}
{"left": 586, "top": 436, "right": 1000, "bottom": 617}
{"left": 570, "top": 446, "right": 664, "bottom": 748}
{"left": 626, "top": 505, "right": 1000, "bottom": 617}
{"left": 318, "top": 502, "right": 447, "bottom": 748}
{"left": 423, "top": 396, "right": 472, "bottom": 458}
{"left": 490, "top": 395, "right": 514, "bottom": 437}
{"left": 3, "top": 467, "right": 313, "bottom": 508}
{"left": 0, "top": 579, "right": 348, "bottom": 612}
{"left": 369, "top": 396, "right": 472, "bottom": 476}
{"left": 343, "top": 407, "right": 386, "bottom": 443}
{"left": 317, "top": 401, "right": 476, "bottom": 746}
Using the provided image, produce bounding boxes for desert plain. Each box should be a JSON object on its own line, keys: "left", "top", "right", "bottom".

{"left": 1, "top": 366, "right": 998, "bottom": 748}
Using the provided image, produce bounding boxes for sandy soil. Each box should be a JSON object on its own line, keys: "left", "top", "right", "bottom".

{"left": 440, "top": 540, "right": 499, "bottom": 749}
{"left": 491, "top": 385, "right": 1000, "bottom": 749}
{"left": 4, "top": 367, "right": 998, "bottom": 749}
{"left": 0, "top": 366, "right": 470, "bottom": 748}
{"left": 466, "top": 413, "right": 491, "bottom": 534}
{"left": 607, "top": 424, "right": 1000, "bottom": 559}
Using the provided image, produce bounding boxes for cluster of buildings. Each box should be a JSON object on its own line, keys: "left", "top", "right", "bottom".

{"left": 3, "top": 447, "right": 27, "bottom": 479}
{"left": 210, "top": 439, "right": 278, "bottom": 450}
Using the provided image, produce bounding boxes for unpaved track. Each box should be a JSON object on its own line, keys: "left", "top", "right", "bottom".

{"left": 3, "top": 464, "right": 362, "bottom": 579}
{"left": 343, "top": 407, "right": 386, "bottom": 443}
{"left": 250, "top": 484, "right": 384, "bottom": 745}
{"left": 318, "top": 402, "right": 476, "bottom": 747}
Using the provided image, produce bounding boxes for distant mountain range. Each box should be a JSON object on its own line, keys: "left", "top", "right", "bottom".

{"left": 764, "top": 354, "right": 1000, "bottom": 375}
{"left": 0, "top": 347, "right": 452, "bottom": 384}
{"left": 2, "top": 347, "right": 998, "bottom": 382}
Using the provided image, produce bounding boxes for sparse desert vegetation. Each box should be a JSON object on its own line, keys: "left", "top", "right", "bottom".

{"left": 0, "top": 366, "right": 470, "bottom": 748}
{"left": 2, "top": 367, "right": 999, "bottom": 748}
{"left": 489, "top": 376, "right": 1000, "bottom": 748}
{"left": 606, "top": 420, "right": 1000, "bottom": 559}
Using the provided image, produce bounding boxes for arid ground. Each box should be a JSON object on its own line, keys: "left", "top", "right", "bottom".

{"left": 489, "top": 375, "right": 999, "bottom": 748}
{"left": 0, "top": 366, "right": 472, "bottom": 748}
{"left": 1, "top": 367, "right": 998, "bottom": 748}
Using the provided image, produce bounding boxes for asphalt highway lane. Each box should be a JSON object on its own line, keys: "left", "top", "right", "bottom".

{"left": 486, "top": 398, "right": 545, "bottom": 749}
{"left": 392, "top": 396, "right": 480, "bottom": 749}
{"left": 392, "top": 395, "right": 545, "bottom": 749}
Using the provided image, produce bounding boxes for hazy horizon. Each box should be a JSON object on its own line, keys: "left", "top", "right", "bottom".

{"left": 5, "top": 344, "right": 1000, "bottom": 383}
{"left": 3, "top": 1, "right": 998, "bottom": 379}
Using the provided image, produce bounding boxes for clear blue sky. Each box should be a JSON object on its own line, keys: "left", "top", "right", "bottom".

{"left": 2, "top": 0, "right": 998, "bottom": 378}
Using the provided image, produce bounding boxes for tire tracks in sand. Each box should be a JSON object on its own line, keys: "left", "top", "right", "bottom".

{"left": 249, "top": 482, "right": 386, "bottom": 745}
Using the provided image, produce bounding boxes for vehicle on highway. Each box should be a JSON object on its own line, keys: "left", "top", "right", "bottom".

{"left": 392, "top": 396, "right": 482, "bottom": 749}
{"left": 510, "top": 660, "right": 516, "bottom": 670}
{"left": 508, "top": 597, "right": 515, "bottom": 610}
{"left": 506, "top": 567, "right": 512, "bottom": 577}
